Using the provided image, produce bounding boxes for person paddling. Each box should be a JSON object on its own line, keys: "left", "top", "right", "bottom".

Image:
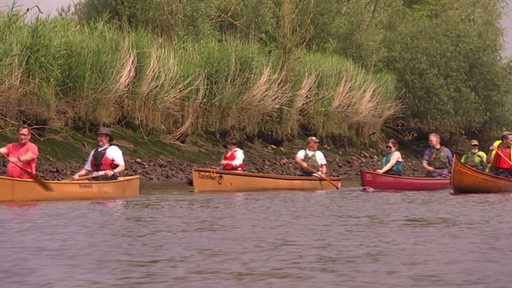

{"left": 487, "top": 131, "right": 512, "bottom": 177}
{"left": 295, "top": 136, "right": 328, "bottom": 176}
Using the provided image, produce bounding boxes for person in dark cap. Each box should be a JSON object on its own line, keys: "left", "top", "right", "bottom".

{"left": 218, "top": 137, "right": 245, "bottom": 171}
{"left": 461, "top": 139, "right": 486, "bottom": 171}
{"left": 487, "top": 131, "right": 512, "bottom": 176}
{"left": 72, "top": 127, "right": 125, "bottom": 180}
{"left": 295, "top": 136, "right": 328, "bottom": 176}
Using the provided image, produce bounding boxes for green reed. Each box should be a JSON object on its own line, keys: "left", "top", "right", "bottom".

{"left": 0, "top": 11, "right": 399, "bottom": 146}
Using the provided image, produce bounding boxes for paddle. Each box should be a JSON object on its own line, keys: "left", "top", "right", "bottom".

{"left": 66, "top": 171, "right": 106, "bottom": 181}
{"left": 1, "top": 152, "right": 53, "bottom": 191}
{"left": 304, "top": 166, "right": 340, "bottom": 190}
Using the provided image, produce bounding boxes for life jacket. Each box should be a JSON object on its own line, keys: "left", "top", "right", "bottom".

{"left": 461, "top": 151, "right": 485, "bottom": 168}
{"left": 91, "top": 146, "right": 119, "bottom": 172}
{"left": 301, "top": 151, "right": 319, "bottom": 175}
{"left": 382, "top": 151, "right": 403, "bottom": 173}
{"left": 427, "top": 147, "right": 449, "bottom": 169}
{"left": 490, "top": 141, "right": 512, "bottom": 170}
{"left": 222, "top": 148, "right": 244, "bottom": 171}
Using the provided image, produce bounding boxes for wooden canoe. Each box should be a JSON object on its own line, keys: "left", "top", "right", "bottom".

{"left": 0, "top": 175, "right": 140, "bottom": 202}
{"left": 360, "top": 169, "right": 450, "bottom": 191}
{"left": 451, "top": 155, "right": 512, "bottom": 193}
{"left": 192, "top": 167, "right": 341, "bottom": 192}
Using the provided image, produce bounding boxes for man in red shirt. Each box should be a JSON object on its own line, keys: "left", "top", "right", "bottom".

{"left": 0, "top": 125, "right": 39, "bottom": 179}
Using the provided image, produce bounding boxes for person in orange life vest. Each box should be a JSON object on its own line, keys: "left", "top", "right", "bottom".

{"left": 295, "top": 136, "right": 327, "bottom": 176}
{"left": 72, "top": 127, "right": 125, "bottom": 180}
{"left": 487, "top": 131, "right": 512, "bottom": 177}
{"left": 219, "top": 138, "right": 244, "bottom": 171}
{"left": 0, "top": 125, "right": 39, "bottom": 179}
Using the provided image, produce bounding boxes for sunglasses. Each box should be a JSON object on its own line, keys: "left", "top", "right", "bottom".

{"left": 385, "top": 146, "right": 392, "bottom": 149}
{"left": 471, "top": 144, "right": 479, "bottom": 147}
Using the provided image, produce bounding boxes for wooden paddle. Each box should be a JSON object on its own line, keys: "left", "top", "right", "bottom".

{"left": 66, "top": 172, "right": 106, "bottom": 181}
{"left": 1, "top": 152, "right": 53, "bottom": 191}
{"left": 304, "top": 166, "right": 340, "bottom": 190}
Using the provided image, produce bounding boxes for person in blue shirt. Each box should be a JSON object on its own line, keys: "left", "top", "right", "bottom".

{"left": 422, "top": 133, "right": 453, "bottom": 178}
{"left": 376, "top": 139, "right": 403, "bottom": 176}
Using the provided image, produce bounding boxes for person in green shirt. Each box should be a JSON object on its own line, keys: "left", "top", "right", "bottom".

{"left": 461, "top": 139, "right": 487, "bottom": 171}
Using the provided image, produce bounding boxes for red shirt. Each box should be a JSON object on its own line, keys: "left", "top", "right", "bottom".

{"left": 4, "top": 142, "right": 39, "bottom": 179}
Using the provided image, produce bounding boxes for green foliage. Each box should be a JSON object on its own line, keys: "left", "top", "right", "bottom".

{"left": 1, "top": 0, "right": 511, "bottom": 151}
{"left": 379, "top": 0, "right": 511, "bottom": 143}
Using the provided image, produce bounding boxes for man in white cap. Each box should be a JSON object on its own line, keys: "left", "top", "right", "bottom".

{"left": 72, "top": 127, "right": 125, "bottom": 180}
{"left": 295, "top": 136, "right": 328, "bottom": 176}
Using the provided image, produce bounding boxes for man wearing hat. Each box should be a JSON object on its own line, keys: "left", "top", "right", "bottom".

{"left": 461, "top": 139, "right": 486, "bottom": 171}
{"left": 295, "top": 136, "right": 328, "bottom": 176}
{"left": 72, "top": 127, "right": 125, "bottom": 180}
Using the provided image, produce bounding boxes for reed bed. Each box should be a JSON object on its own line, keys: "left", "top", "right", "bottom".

{"left": 0, "top": 11, "right": 399, "bottom": 146}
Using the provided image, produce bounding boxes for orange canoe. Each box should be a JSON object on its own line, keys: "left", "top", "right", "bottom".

{"left": 192, "top": 167, "right": 341, "bottom": 192}
{"left": 451, "top": 156, "right": 512, "bottom": 193}
{"left": 0, "top": 176, "right": 140, "bottom": 202}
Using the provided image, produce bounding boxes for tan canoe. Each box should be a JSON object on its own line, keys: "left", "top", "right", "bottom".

{"left": 0, "top": 175, "right": 140, "bottom": 202}
{"left": 192, "top": 167, "right": 341, "bottom": 192}
{"left": 450, "top": 155, "right": 512, "bottom": 193}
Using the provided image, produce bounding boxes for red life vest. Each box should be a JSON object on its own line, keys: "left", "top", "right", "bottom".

{"left": 222, "top": 148, "right": 244, "bottom": 171}
{"left": 491, "top": 144, "right": 512, "bottom": 169}
{"left": 91, "top": 146, "right": 119, "bottom": 172}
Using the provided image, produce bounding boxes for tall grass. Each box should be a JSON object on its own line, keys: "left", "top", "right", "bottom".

{"left": 0, "top": 11, "right": 400, "bottom": 146}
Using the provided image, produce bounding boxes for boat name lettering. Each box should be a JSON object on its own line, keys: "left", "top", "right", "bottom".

{"left": 78, "top": 184, "right": 94, "bottom": 189}
{"left": 198, "top": 173, "right": 219, "bottom": 181}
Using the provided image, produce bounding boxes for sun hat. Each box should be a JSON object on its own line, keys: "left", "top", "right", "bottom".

{"left": 96, "top": 127, "right": 113, "bottom": 142}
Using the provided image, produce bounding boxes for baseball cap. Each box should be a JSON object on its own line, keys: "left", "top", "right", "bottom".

{"left": 307, "top": 136, "right": 320, "bottom": 143}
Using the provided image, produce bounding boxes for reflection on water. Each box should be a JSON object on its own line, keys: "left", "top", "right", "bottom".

{"left": 2, "top": 186, "right": 512, "bottom": 288}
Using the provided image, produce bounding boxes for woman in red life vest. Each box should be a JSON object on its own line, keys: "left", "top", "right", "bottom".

{"left": 72, "top": 127, "right": 125, "bottom": 180}
{"left": 0, "top": 125, "right": 39, "bottom": 179}
{"left": 219, "top": 138, "right": 244, "bottom": 171}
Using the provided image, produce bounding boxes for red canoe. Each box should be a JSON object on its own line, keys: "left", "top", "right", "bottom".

{"left": 450, "top": 155, "right": 512, "bottom": 193}
{"left": 360, "top": 169, "right": 450, "bottom": 191}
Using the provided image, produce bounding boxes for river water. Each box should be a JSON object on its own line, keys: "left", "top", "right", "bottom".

{"left": 2, "top": 183, "right": 512, "bottom": 288}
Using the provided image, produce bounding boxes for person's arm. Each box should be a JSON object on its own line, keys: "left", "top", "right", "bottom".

{"left": 72, "top": 168, "right": 90, "bottom": 180}
{"left": 421, "top": 149, "right": 435, "bottom": 171}
{"left": 317, "top": 152, "right": 328, "bottom": 175}
{"left": 478, "top": 152, "right": 487, "bottom": 164}
{"left": 104, "top": 146, "right": 125, "bottom": 176}
{"left": 445, "top": 147, "right": 453, "bottom": 166}
{"left": 231, "top": 149, "right": 244, "bottom": 167}
{"left": 319, "top": 163, "right": 327, "bottom": 175}
{"left": 18, "top": 151, "right": 37, "bottom": 163}
{"left": 295, "top": 150, "right": 308, "bottom": 169}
